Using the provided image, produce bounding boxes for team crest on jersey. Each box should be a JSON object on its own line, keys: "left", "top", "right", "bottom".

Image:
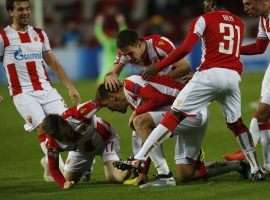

{"left": 33, "top": 36, "right": 39, "bottom": 41}
{"left": 158, "top": 41, "right": 165, "bottom": 46}
{"left": 175, "top": 99, "right": 182, "bottom": 107}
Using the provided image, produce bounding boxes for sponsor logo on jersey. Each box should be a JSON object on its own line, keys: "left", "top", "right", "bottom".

{"left": 14, "top": 46, "right": 42, "bottom": 61}
{"left": 158, "top": 41, "right": 165, "bottom": 46}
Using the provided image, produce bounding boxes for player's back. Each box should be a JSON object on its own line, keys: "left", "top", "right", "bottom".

{"left": 194, "top": 10, "right": 245, "bottom": 75}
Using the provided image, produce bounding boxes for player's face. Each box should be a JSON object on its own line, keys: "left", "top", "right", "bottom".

{"left": 105, "top": 93, "right": 129, "bottom": 113}
{"left": 9, "top": 1, "right": 31, "bottom": 27}
{"left": 243, "top": 0, "right": 263, "bottom": 17}
{"left": 58, "top": 123, "right": 75, "bottom": 144}
{"left": 121, "top": 43, "right": 144, "bottom": 64}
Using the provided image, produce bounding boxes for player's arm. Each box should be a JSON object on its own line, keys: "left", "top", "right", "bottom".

{"left": 46, "top": 140, "right": 66, "bottom": 188}
{"left": 94, "top": 14, "right": 108, "bottom": 44}
{"left": 43, "top": 51, "right": 81, "bottom": 104}
{"left": 166, "top": 58, "right": 191, "bottom": 79}
{"left": 241, "top": 38, "right": 269, "bottom": 55}
{"left": 124, "top": 79, "right": 169, "bottom": 115}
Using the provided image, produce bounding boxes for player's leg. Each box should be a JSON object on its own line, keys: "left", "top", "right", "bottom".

{"left": 64, "top": 151, "right": 93, "bottom": 183}
{"left": 219, "top": 71, "right": 264, "bottom": 181}
{"left": 102, "top": 128, "right": 129, "bottom": 183}
{"left": 133, "top": 71, "right": 214, "bottom": 161}
{"left": 133, "top": 112, "right": 175, "bottom": 187}
{"left": 13, "top": 92, "right": 55, "bottom": 182}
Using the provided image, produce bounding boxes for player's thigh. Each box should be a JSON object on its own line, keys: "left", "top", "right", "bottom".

{"left": 148, "top": 110, "right": 167, "bottom": 126}
{"left": 171, "top": 71, "right": 215, "bottom": 115}
{"left": 42, "top": 88, "right": 67, "bottom": 115}
{"left": 64, "top": 151, "right": 95, "bottom": 183}
{"left": 174, "top": 119, "right": 207, "bottom": 164}
{"left": 13, "top": 92, "right": 46, "bottom": 130}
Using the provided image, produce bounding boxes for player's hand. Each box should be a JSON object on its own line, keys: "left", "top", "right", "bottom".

{"left": 69, "top": 87, "right": 81, "bottom": 104}
{"left": 158, "top": 71, "right": 166, "bottom": 76}
{"left": 95, "top": 14, "right": 104, "bottom": 24}
{"left": 142, "top": 63, "right": 158, "bottom": 80}
{"left": 105, "top": 74, "right": 122, "bottom": 91}
{"left": 182, "top": 72, "right": 194, "bottom": 83}
{"left": 63, "top": 181, "right": 75, "bottom": 189}
{"left": 0, "top": 95, "right": 3, "bottom": 104}
{"left": 128, "top": 111, "right": 137, "bottom": 130}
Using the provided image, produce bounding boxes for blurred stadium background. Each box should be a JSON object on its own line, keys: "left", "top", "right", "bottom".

{"left": 0, "top": 0, "right": 269, "bottom": 84}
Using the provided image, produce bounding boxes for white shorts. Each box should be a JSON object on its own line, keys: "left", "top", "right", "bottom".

{"left": 64, "top": 128, "right": 120, "bottom": 173}
{"left": 172, "top": 68, "right": 242, "bottom": 123}
{"left": 261, "top": 63, "right": 270, "bottom": 104}
{"left": 174, "top": 108, "right": 208, "bottom": 164}
{"left": 13, "top": 88, "right": 67, "bottom": 132}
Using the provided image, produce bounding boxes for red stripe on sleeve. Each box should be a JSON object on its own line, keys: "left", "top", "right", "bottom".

{"left": 18, "top": 32, "right": 31, "bottom": 43}
{"left": 26, "top": 61, "right": 43, "bottom": 90}
{"left": 0, "top": 29, "right": 10, "bottom": 47}
{"left": 7, "top": 63, "right": 22, "bottom": 96}
{"left": 33, "top": 28, "right": 44, "bottom": 42}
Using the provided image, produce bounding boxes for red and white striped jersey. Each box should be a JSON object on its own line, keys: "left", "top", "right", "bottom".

{"left": 46, "top": 100, "right": 112, "bottom": 154}
{"left": 114, "top": 34, "right": 176, "bottom": 74}
{"left": 257, "top": 15, "right": 270, "bottom": 40}
{"left": 191, "top": 10, "right": 245, "bottom": 75}
{"left": 0, "top": 25, "right": 52, "bottom": 96}
{"left": 45, "top": 100, "right": 114, "bottom": 188}
{"left": 124, "top": 74, "right": 185, "bottom": 114}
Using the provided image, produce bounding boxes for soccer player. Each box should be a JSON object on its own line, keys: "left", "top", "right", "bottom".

{"left": 42, "top": 99, "right": 129, "bottom": 189}
{"left": 223, "top": 0, "right": 270, "bottom": 172}
{"left": 97, "top": 74, "right": 249, "bottom": 186}
{"left": 115, "top": 0, "right": 265, "bottom": 181}
{"left": 104, "top": 29, "right": 191, "bottom": 91}
{"left": 0, "top": 0, "right": 81, "bottom": 181}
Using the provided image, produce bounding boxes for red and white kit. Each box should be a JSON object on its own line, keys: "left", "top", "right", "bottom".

{"left": 257, "top": 15, "right": 270, "bottom": 104}
{"left": 0, "top": 26, "right": 66, "bottom": 130}
{"left": 157, "top": 10, "right": 245, "bottom": 123}
{"left": 45, "top": 100, "right": 120, "bottom": 188}
{"left": 114, "top": 34, "right": 176, "bottom": 74}
{"left": 124, "top": 75, "right": 208, "bottom": 164}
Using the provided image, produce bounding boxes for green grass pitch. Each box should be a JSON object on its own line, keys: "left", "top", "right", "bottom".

{"left": 1, "top": 72, "right": 270, "bottom": 200}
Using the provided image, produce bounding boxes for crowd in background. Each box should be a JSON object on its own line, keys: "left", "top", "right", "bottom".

{"left": 0, "top": 0, "right": 260, "bottom": 48}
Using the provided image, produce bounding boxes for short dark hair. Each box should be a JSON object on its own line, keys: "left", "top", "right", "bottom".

{"left": 116, "top": 29, "right": 139, "bottom": 50}
{"left": 212, "top": 0, "right": 227, "bottom": 8}
{"left": 42, "top": 114, "right": 70, "bottom": 141}
{"left": 96, "top": 83, "right": 112, "bottom": 100}
{"left": 6, "top": 0, "right": 30, "bottom": 12}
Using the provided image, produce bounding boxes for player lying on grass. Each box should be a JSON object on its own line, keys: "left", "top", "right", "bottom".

{"left": 42, "top": 100, "right": 129, "bottom": 189}
{"left": 97, "top": 74, "right": 250, "bottom": 186}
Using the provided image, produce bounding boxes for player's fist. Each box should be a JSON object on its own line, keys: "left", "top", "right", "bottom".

{"left": 63, "top": 181, "right": 75, "bottom": 189}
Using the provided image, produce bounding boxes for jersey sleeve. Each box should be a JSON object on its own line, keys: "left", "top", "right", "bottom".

{"left": 154, "top": 36, "right": 175, "bottom": 57}
{"left": 42, "top": 31, "right": 52, "bottom": 53}
{"left": 113, "top": 51, "right": 128, "bottom": 65}
{"left": 46, "top": 137, "right": 66, "bottom": 188}
{"left": 257, "top": 17, "right": 268, "bottom": 39}
{"left": 124, "top": 77, "right": 170, "bottom": 114}
{"left": 192, "top": 16, "right": 206, "bottom": 37}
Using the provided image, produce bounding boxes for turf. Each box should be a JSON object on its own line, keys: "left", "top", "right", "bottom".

{"left": 1, "top": 72, "right": 270, "bottom": 200}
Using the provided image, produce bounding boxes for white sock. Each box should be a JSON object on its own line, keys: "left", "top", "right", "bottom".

{"left": 237, "top": 132, "right": 261, "bottom": 173}
{"left": 149, "top": 144, "right": 170, "bottom": 175}
{"left": 132, "top": 131, "right": 142, "bottom": 155}
{"left": 261, "top": 130, "right": 270, "bottom": 169}
{"left": 135, "top": 124, "right": 171, "bottom": 160}
{"left": 250, "top": 118, "right": 260, "bottom": 146}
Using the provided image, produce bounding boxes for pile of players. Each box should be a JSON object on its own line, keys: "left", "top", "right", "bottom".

{"left": 1, "top": 0, "right": 270, "bottom": 189}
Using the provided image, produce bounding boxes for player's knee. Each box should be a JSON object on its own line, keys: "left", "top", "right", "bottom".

{"left": 227, "top": 118, "right": 249, "bottom": 137}
{"left": 255, "top": 111, "right": 270, "bottom": 123}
